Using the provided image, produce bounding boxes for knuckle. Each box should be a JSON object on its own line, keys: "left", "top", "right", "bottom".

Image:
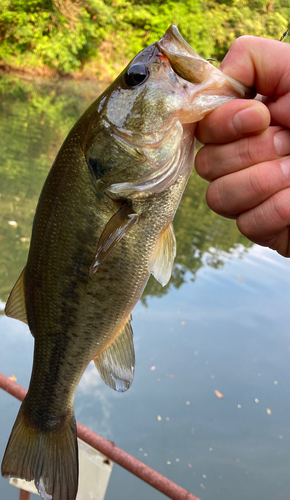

{"left": 237, "top": 133, "right": 270, "bottom": 170}
{"left": 271, "top": 189, "right": 290, "bottom": 222}
{"left": 237, "top": 137, "right": 253, "bottom": 169}
{"left": 236, "top": 210, "right": 260, "bottom": 241}
{"left": 206, "top": 180, "right": 225, "bottom": 215}
{"left": 230, "top": 35, "right": 253, "bottom": 54}
{"left": 236, "top": 189, "right": 290, "bottom": 245}
{"left": 247, "top": 163, "right": 273, "bottom": 199}
{"left": 195, "top": 146, "right": 212, "bottom": 180}
{"left": 247, "top": 167, "right": 264, "bottom": 197}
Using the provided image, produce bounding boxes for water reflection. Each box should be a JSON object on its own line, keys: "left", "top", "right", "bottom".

{"left": 0, "top": 74, "right": 251, "bottom": 305}
{"left": 1, "top": 75, "right": 290, "bottom": 500}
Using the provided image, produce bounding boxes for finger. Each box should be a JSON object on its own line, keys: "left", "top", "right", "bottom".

{"left": 205, "top": 155, "right": 290, "bottom": 217}
{"left": 195, "top": 99, "right": 270, "bottom": 145}
{"left": 221, "top": 36, "right": 290, "bottom": 96}
{"left": 236, "top": 188, "right": 290, "bottom": 257}
{"left": 195, "top": 127, "right": 290, "bottom": 181}
{"left": 220, "top": 36, "right": 290, "bottom": 128}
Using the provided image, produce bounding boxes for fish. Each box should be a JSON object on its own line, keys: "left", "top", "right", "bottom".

{"left": 1, "top": 25, "right": 254, "bottom": 500}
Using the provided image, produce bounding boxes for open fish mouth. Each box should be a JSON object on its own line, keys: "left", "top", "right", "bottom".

{"left": 107, "top": 26, "right": 256, "bottom": 198}
{"left": 157, "top": 25, "right": 256, "bottom": 99}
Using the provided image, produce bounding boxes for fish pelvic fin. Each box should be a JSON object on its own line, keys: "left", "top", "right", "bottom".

{"left": 5, "top": 267, "right": 28, "bottom": 325}
{"left": 148, "top": 222, "right": 176, "bottom": 286}
{"left": 1, "top": 402, "right": 78, "bottom": 500}
{"left": 94, "top": 315, "right": 135, "bottom": 392}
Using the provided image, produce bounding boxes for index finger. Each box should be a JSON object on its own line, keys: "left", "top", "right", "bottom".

{"left": 220, "top": 36, "right": 290, "bottom": 97}
{"left": 220, "top": 36, "right": 290, "bottom": 129}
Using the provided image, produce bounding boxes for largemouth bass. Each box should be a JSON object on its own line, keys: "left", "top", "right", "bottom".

{"left": 2, "top": 26, "right": 254, "bottom": 500}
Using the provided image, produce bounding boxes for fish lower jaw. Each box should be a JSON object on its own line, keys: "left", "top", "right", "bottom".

{"left": 179, "top": 94, "right": 235, "bottom": 123}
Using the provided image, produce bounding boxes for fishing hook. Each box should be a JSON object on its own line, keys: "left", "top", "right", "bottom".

{"left": 279, "top": 28, "right": 289, "bottom": 42}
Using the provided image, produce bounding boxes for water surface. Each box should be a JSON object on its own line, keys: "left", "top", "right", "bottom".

{"left": 0, "top": 75, "right": 289, "bottom": 500}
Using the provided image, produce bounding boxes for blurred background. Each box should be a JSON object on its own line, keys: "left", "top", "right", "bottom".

{"left": 0, "top": 2, "right": 290, "bottom": 499}
{"left": 0, "top": 0, "right": 289, "bottom": 82}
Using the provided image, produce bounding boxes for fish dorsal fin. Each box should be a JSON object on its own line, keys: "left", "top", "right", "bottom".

{"left": 90, "top": 204, "right": 140, "bottom": 274}
{"left": 148, "top": 222, "right": 176, "bottom": 287}
{"left": 5, "top": 267, "right": 28, "bottom": 324}
{"left": 94, "top": 315, "right": 135, "bottom": 392}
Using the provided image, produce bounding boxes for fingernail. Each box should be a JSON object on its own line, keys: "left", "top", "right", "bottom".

{"left": 274, "top": 130, "right": 290, "bottom": 156}
{"left": 280, "top": 156, "right": 290, "bottom": 181}
{"left": 233, "top": 106, "right": 268, "bottom": 134}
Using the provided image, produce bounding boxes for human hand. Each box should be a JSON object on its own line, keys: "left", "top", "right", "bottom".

{"left": 195, "top": 36, "right": 290, "bottom": 257}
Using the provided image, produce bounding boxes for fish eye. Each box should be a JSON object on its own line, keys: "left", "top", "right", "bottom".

{"left": 125, "top": 63, "right": 149, "bottom": 87}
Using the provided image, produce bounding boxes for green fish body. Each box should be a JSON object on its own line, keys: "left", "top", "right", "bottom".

{"left": 2, "top": 26, "right": 254, "bottom": 500}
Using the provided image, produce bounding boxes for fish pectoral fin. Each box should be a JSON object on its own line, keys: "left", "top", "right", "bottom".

{"left": 90, "top": 203, "right": 140, "bottom": 274}
{"left": 148, "top": 222, "right": 176, "bottom": 287}
{"left": 5, "top": 267, "right": 28, "bottom": 325}
{"left": 94, "top": 315, "right": 135, "bottom": 393}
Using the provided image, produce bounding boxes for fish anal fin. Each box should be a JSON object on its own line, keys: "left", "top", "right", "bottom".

{"left": 148, "top": 222, "right": 176, "bottom": 287}
{"left": 94, "top": 315, "right": 135, "bottom": 392}
{"left": 5, "top": 268, "right": 28, "bottom": 325}
{"left": 90, "top": 204, "right": 140, "bottom": 274}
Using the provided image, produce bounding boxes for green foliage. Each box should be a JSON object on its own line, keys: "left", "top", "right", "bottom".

{"left": 0, "top": 0, "right": 289, "bottom": 77}
{"left": 206, "top": 0, "right": 290, "bottom": 59}
{"left": 100, "top": 0, "right": 215, "bottom": 60}
{"left": 0, "top": 0, "right": 99, "bottom": 73}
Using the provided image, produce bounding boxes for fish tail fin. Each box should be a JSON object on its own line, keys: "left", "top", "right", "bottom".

{"left": 1, "top": 402, "right": 78, "bottom": 500}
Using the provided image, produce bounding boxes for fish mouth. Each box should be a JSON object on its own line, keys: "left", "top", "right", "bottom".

{"left": 157, "top": 25, "right": 255, "bottom": 99}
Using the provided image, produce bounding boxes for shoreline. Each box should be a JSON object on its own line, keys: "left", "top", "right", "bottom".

{"left": 0, "top": 67, "right": 113, "bottom": 84}
{"left": 0, "top": 69, "right": 110, "bottom": 100}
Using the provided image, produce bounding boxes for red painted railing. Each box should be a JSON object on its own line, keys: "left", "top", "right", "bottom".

{"left": 0, "top": 372, "right": 201, "bottom": 500}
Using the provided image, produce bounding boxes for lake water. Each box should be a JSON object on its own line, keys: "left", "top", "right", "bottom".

{"left": 0, "top": 74, "right": 290, "bottom": 500}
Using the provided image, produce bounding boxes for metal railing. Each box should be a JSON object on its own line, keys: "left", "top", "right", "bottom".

{"left": 0, "top": 372, "right": 201, "bottom": 500}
